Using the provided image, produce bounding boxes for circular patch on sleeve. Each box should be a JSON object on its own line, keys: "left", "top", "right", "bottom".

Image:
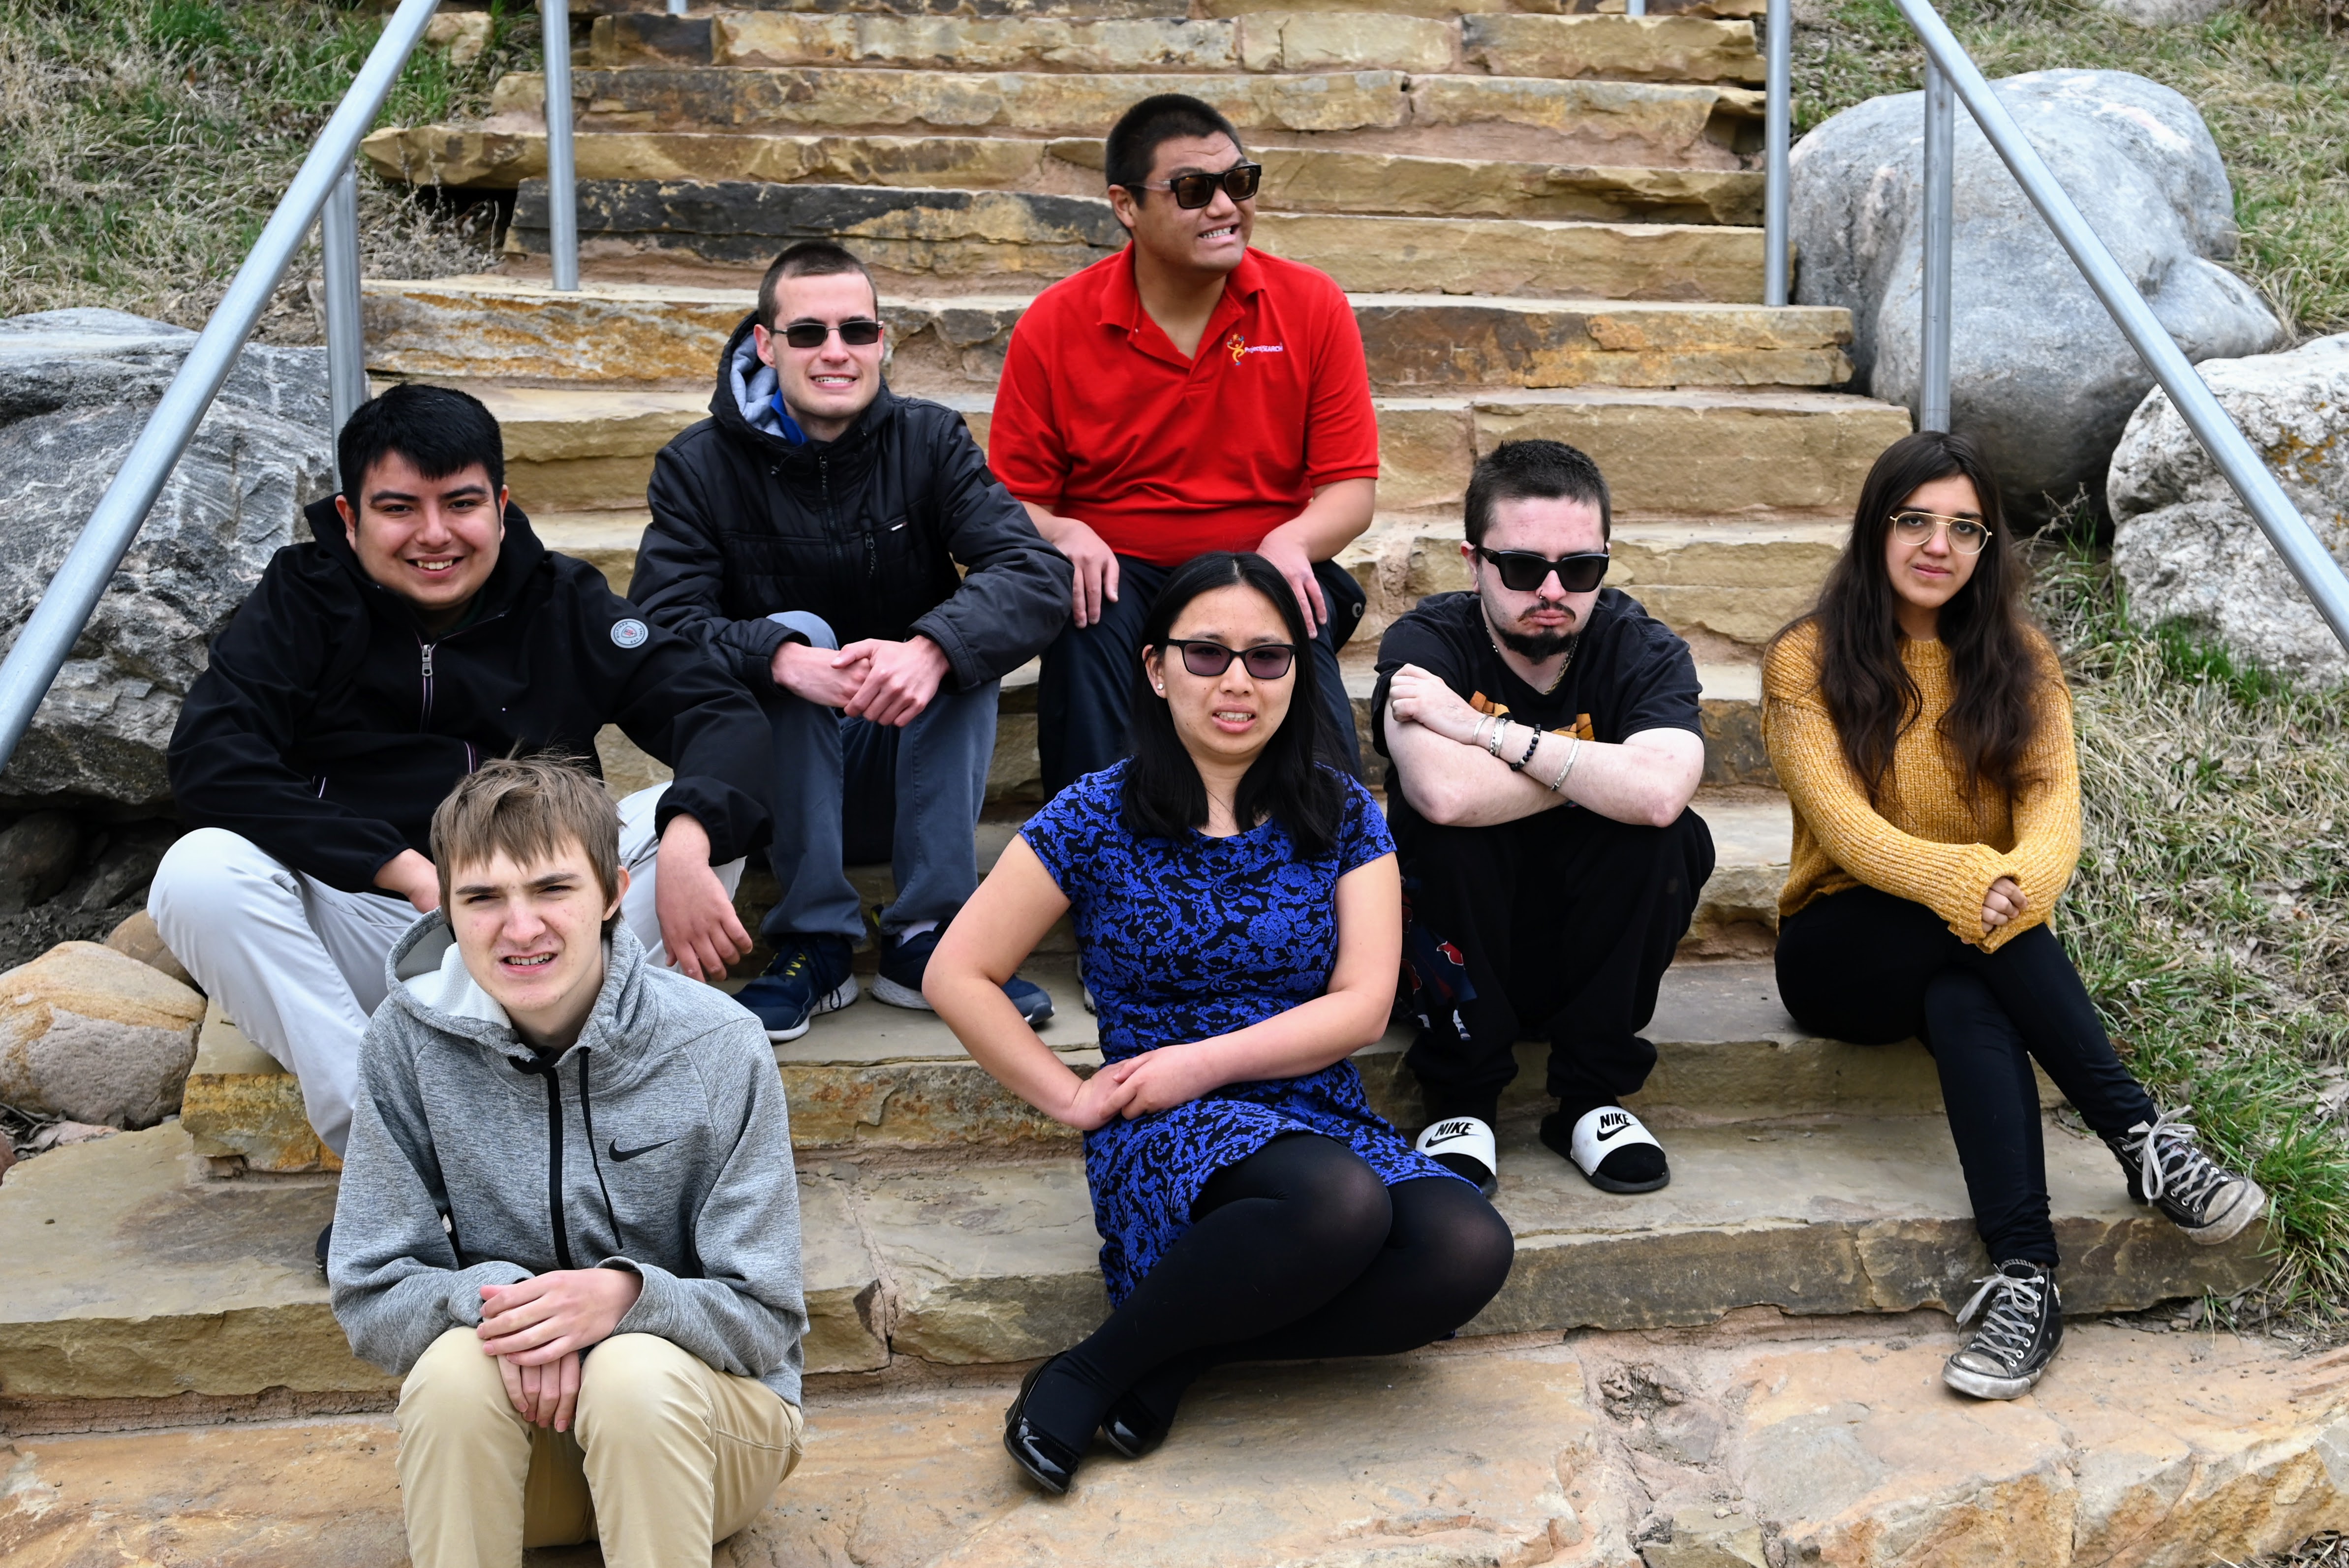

{"left": 611, "top": 617, "right": 649, "bottom": 649}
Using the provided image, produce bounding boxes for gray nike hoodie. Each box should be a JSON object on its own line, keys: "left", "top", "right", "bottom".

{"left": 328, "top": 916, "right": 806, "bottom": 1404}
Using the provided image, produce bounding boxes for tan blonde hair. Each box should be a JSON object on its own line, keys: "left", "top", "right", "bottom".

{"left": 429, "top": 756, "right": 621, "bottom": 916}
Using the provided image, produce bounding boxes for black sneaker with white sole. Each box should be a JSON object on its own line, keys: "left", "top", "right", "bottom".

{"left": 872, "top": 927, "right": 1054, "bottom": 1025}
{"left": 1943, "top": 1260, "right": 2063, "bottom": 1400}
{"left": 2101, "top": 1107, "right": 2266, "bottom": 1245}
{"left": 1542, "top": 1103, "right": 1669, "bottom": 1194}
{"left": 1414, "top": 1116, "right": 1499, "bottom": 1198}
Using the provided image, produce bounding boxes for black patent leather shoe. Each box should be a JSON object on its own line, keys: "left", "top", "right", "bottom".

{"left": 1101, "top": 1390, "right": 1169, "bottom": 1459}
{"left": 1003, "top": 1356, "right": 1084, "bottom": 1495}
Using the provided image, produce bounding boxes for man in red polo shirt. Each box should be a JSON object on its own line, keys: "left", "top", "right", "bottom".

{"left": 989, "top": 92, "right": 1380, "bottom": 796}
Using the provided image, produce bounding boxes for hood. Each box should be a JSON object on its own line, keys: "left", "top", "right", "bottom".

{"left": 303, "top": 492, "right": 551, "bottom": 632}
{"left": 380, "top": 910, "right": 659, "bottom": 1077}
{"left": 708, "top": 311, "right": 901, "bottom": 459}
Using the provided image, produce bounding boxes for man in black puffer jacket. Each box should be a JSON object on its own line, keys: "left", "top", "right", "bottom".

{"left": 632, "top": 240, "right": 1071, "bottom": 1043}
{"left": 152, "top": 383, "right": 772, "bottom": 1167}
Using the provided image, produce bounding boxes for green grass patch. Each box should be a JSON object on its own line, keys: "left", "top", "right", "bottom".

{"left": 2034, "top": 541, "right": 2349, "bottom": 1311}
{"left": 1794, "top": 0, "right": 2349, "bottom": 336}
{"left": 0, "top": 0, "right": 536, "bottom": 331}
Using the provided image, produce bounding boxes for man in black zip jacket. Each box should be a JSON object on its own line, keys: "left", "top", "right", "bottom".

{"left": 630, "top": 240, "right": 1070, "bottom": 1043}
{"left": 150, "top": 384, "right": 773, "bottom": 1163}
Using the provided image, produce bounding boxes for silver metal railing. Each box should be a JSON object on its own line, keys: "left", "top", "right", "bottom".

{"left": 1757, "top": 0, "right": 2349, "bottom": 655}
{"left": 0, "top": 0, "right": 582, "bottom": 774}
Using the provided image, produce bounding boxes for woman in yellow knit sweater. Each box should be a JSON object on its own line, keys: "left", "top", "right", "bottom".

{"left": 1762, "top": 430, "right": 2262, "bottom": 1403}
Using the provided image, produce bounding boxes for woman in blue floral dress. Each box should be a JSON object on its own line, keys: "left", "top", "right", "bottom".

{"left": 927, "top": 552, "right": 1515, "bottom": 1495}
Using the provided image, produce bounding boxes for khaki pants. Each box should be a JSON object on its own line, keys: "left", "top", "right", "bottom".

{"left": 395, "top": 1328, "right": 803, "bottom": 1568}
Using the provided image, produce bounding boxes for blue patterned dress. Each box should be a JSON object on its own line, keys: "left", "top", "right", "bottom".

{"left": 1020, "top": 764, "right": 1466, "bottom": 1307}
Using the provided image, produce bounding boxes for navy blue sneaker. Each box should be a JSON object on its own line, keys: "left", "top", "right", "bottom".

{"left": 736, "top": 934, "right": 857, "bottom": 1042}
{"left": 873, "top": 927, "right": 1054, "bottom": 1024}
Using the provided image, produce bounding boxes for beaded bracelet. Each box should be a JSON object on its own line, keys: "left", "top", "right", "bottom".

{"left": 1507, "top": 723, "right": 1542, "bottom": 772}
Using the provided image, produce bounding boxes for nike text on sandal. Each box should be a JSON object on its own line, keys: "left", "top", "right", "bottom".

{"left": 2101, "top": 1107, "right": 2266, "bottom": 1246}
{"left": 1414, "top": 1116, "right": 1499, "bottom": 1198}
{"left": 1942, "top": 1260, "right": 2063, "bottom": 1400}
{"left": 1543, "top": 1104, "right": 1669, "bottom": 1194}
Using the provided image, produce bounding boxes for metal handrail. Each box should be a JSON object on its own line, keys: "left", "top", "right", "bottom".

{"left": 0, "top": 0, "right": 581, "bottom": 776}
{"left": 1758, "top": 0, "right": 2349, "bottom": 655}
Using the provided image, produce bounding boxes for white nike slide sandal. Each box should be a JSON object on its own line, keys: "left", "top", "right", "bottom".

{"left": 1415, "top": 1115, "right": 1499, "bottom": 1199}
{"left": 1559, "top": 1105, "right": 1669, "bottom": 1194}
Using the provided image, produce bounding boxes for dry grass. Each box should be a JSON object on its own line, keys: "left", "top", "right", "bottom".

{"left": 1793, "top": 0, "right": 2349, "bottom": 338}
{"left": 0, "top": 0, "right": 538, "bottom": 338}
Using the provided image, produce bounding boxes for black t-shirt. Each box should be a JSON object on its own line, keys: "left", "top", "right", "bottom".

{"left": 1370, "top": 588, "right": 1703, "bottom": 788}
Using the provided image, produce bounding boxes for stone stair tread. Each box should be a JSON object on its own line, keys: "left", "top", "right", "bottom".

{"left": 363, "top": 126, "right": 1764, "bottom": 224}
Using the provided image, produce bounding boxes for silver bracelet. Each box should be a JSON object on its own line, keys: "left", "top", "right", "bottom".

{"left": 1468, "top": 714, "right": 1494, "bottom": 753}
{"left": 1484, "top": 719, "right": 1510, "bottom": 759}
{"left": 1546, "top": 736, "right": 1581, "bottom": 793}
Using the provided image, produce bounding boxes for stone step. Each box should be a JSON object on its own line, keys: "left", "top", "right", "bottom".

{"left": 505, "top": 179, "right": 1768, "bottom": 299}
{"left": 462, "top": 380, "right": 1910, "bottom": 521}
{"left": 362, "top": 126, "right": 1762, "bottom": 224}
{"left": 0, "top": 1118, "right": 2264, "bottom": 1412}
{"left": 565, "top": 0, "right": 1766, "bottom": 16}
{"left": 489, "top": 67, "right": 1762, "bottom": 167}
{"left": 588, "top": 11, "right": 1762, "bottom": 85}
{"left": 362, "top": 275, "right": 1853, "bottom": 393}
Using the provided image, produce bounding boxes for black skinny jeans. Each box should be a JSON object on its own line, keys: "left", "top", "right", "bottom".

{"left": 1025, "top": 1134, "right": 1516, "bottom": 1450}
{"left": 1775, "top": 886, "right": 2157, "bottom": 1266}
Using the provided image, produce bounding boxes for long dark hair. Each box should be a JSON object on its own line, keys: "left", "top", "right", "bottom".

{"left": 1774, "top": 430, "right": 2046, "bottom": 804}
{"left": 1121, "top": 552, "right": 1346, "bottom": 858}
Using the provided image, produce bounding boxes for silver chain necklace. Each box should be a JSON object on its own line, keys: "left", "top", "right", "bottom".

{"left": 1495, "top": 632, "right": 1581, "bottom": 697}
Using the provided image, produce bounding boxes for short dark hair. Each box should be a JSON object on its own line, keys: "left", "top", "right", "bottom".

{"left": 1463, "top": 439, "right": 1612, "bottom": 548}
{"left": 339, "top": 382, "right": 504, "bottom": 502}
{"left": 757, "top": 239, "right": 879, "bottom": 328}
{"left": 1121, "top": 551, "right": 1345, "bottom": 860}
{"left": 1104, "top": 93, "right": 1246, "bottom": 196}
{"left": 430, "top": 754, "right": 622, "bottom": 921}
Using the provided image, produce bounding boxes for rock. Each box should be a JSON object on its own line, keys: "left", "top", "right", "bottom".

{"left": 0, "top": 940, "right": 206, "bottom": 1128}
{"left": 0, "top": 310, "right": 332, "bottom": 806}
{"left": 1790, "top": 70, "right": 2281, "bottom": 511}
{"left": 421, "top": 9, "right": 490, "bottom": 66}
{"left": 103, "top": 908, "right": 194, "bottom": 988}
{"left": 2088, "top": 0, "right": 2236, "bottom": 23}
{"left": 0, "top": 811, "right": 81, "bottom": 913}
{"left": 28, "top": 1118, "right": 117, "bottom": 1151}
{"left": 71, "top": 823, "right": 180, "bottom": 913}
{"left": 2109, "top": 334, "right": 2349, "bottom": 685}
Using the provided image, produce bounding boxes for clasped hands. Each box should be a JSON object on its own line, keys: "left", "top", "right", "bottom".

{"left": 1054, "top": 1043, "right": 1226, "bottom": 1131}
{"left": 1982, "top": 874, "right": 2028, "bottom": 936}
{"left": 772, "top": 635, "right": 948, "bottom": 727}
{"left": 475, "top": 1266, "right": 645, "bottom": 1433}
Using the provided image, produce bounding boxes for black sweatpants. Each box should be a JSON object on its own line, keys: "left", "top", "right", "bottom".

{"left": 1022, "top": 1134, "right": 1515, "bottom": 1452}
{"left": 1775, "top": 886, "right": 2158, "bottom": 1266}
{"left": 1392, "top": 804, "right": 1715, "bottom": 1115}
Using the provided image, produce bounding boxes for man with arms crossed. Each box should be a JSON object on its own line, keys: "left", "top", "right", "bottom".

{"left": 1376, "top": 440, "right": 1715, "bottom": 1196}
{"left": 331, "top": 758, "right": 805, "bottom": 1568}
{"left": 153, "top": 385, "right": 770, "bottom": 1239}
{"left": 989, "top": 92, "right": 1380, "bottom": 794}
{"left": 634, "top": 240, "right": 1069, "bottom": 1040}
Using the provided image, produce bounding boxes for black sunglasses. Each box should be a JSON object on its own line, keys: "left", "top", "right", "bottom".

{"left": 777, "top": 316, "right": 884, "bottom": 350}
{"left": 1165, "top": 639, "right": 1298, "bottom": 680}
{"left": 1475, "top": 547, "right": 1611, "bottom": 595}
{"left": 1133, "top": 162, "right": 1264, "bottom": 210}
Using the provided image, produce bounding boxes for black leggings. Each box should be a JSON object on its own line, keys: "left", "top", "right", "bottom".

{"left": 1775, "top": 886, "right": 2157, "bottom": 1266}
{"left": 1023, "top": 1134, "right": 1515, "bottom": 1450}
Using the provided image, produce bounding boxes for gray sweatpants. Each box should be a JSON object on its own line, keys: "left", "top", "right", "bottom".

{"left": 148, "top": 786, "right": 743, "bottom": 1156}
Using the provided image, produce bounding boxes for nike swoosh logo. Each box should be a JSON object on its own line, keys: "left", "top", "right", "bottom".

{"left": 1594, "top": 1120, "right": 1636, "bottom": 1142}
{"left": 609, "top": 1138, "right": 675, "bottom": 1163}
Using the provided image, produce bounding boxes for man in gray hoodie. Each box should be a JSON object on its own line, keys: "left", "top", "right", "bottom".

{"left": 328, "top": 757, "right": 806, "bottom": 1568}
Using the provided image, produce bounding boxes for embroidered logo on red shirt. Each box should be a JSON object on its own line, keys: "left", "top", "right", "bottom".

{"left": 1225, "top": 333, "right": 1286, "bottom": 365}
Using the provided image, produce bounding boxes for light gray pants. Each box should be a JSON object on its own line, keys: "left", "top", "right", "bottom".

{"left": 759, "top": 613, "right": 997, "bottom": 946}
{"left": 149, "top": 786, "right": 742, "bottom": 1155}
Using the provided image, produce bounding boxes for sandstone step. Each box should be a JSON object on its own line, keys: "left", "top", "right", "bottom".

{"left": 506, "top": 179, "right": 1768, "bottom": 299}
{"left": 587, "top": 10, "right": 1761, "bottom": 85}
{"left": 0, "top": 1117, "right": 2264, "bottom": 1413}
{"left": 363, "top": 126, "right": 1762, "bottom": 223}
{"left": 562, "top": 0, "right": 1767, "bottom": 22}
{"left": 462, "top": 381, "right": 1906, "bottom": 528}
{"left": 24, "top": 1326, "right": 2344, "bottom": 1568}
{"left": 489, "top": 67, "right": 1762, "bottom": 166}
{"left": 362, "top": 275, "right": 1853, "bottom": 393}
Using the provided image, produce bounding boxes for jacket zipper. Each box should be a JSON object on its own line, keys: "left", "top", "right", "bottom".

{"left": 419, "top": 641, "right": 435, "bottom": 728}
{"left": 413, "top": 610, "right": 507, "bottom": 744}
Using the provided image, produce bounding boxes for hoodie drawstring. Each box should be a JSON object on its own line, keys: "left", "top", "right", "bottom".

{"left": 576, "top": 1048, "right": 623, "bottom": 1248}
{"left": 512, "top": 1053, "right": 575, "bottom": 1271}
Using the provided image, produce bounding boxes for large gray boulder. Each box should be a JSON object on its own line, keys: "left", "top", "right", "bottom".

{"left": 2109, "top": 334, "right": 2349, "bottom": 686}
{"left": 0, "top": 310, "right": 331, "bottom": 807}
{"left": 1791, "top": 69, "right": 2281, "bottom": 512}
